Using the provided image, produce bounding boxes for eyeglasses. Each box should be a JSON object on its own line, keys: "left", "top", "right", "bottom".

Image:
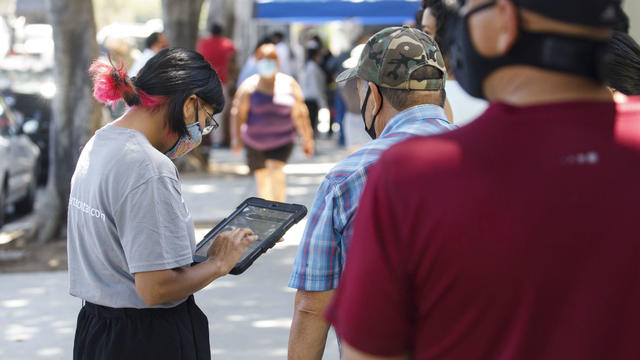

{"left": 198, "top": 101, "right": 219, "bottom": 135}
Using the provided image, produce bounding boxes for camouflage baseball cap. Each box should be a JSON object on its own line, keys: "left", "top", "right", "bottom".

{"left": 336, "top": 25, "right": 447, "bottom": 90}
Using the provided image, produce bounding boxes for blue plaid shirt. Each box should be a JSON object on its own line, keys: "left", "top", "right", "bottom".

{"left": 289, "top": 104, "right": 457, "bottom": 291}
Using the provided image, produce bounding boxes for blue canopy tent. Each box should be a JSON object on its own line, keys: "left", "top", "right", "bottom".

{"left": 255, "top": 0, "right": 422, "bottom": 25}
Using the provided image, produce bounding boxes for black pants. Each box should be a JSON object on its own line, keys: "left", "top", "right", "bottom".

{"left": 73, "top": 296, "right": 210, "bottom": 360}
{"left": 305, "top": 99, "right": 319, "bottom": 136}
{"left": 245, "top": 142, "right": 295, "bottom": 172}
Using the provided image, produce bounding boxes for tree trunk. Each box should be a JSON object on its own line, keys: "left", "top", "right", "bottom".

{"left": 206, "top": 0, "right": 235, "bottom": 36}
{"left": 232, "top": 0, "right": 256, "bottom": 68}
{"left": 36, "top": 0, "right": 101, "bottom": 243}
{"left": 162, "top": 0, "right": 206, "bottom": 50}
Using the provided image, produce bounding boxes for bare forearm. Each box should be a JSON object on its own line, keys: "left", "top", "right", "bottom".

{"left": 136, "top": 229, "right": 257, "bottom": 307}
{"left": 135, "top": 259, "right": 224, "bottom": 306}
{"left": 288, "top": 289, "right": 335, "bottom": 359}
{"left": 293, "top": 107, "right": 313, "bottom": 141}
{"left": 230, "top": 88, "right": 245, "bottom": 136}
{"left": 289, "top": 309, "right": 330, "bottom": 359}
{"left": 291, "top": 82, "right": 314, "bottom": 141}
{"left": 229, "top": 109, "right": 243, "bottom": 142}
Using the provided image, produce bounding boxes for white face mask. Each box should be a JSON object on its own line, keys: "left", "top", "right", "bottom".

{"left": 257, "top": 59, "right": 277, "bottom": 78}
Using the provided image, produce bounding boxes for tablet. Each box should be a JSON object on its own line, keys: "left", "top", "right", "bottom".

{"left": 193, "top": 197, "right": 307, "bottom": 275}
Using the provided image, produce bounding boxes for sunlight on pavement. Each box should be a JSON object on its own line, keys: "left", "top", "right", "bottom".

{"left": 280, "top": 219, "right": 306, "bottom": 247}
{"left": 226, "top": 314, "right": 247, "bottom": 322}
{"left": 2, "top": 299, "right": 29, "bottom": 308}
{"left": 36, "top": 347, "right": 62, "bottom": 357}
{"left": 51, "top": 320, "right": 75, "bottom": 328}
{"left": 203, "top": 280, "right": 235, "bottom": 289}
{"left": 251, "top": 318, "right": 292, "bottom": 328}
{"left": 267, "top": 348, "right": 289, "bottom": 357}
{"left": 54, "top": 327, "right": 74, "bottom": 335}
{"left": 286, "top": 186, "right": 312, "bottom": 196}
{"left": 195, "top": 228, "right": 210, "bottom": 244}
{"left": 212, "top": 348, "right": 227, "bottom": 356}
{"left": 241, "top": 300, "right": 259, "bottom": 306}
{"left": 5, "top": 323, "right": 38, "bottom": 342}
{"left": 17, "top": 287, "right": 46, "bottom": 295}
{"left": 284, "top": 162, "right": 336, "bottom": 175}
{"left": 289, "top": 175, "right": 320, "bottom": 185}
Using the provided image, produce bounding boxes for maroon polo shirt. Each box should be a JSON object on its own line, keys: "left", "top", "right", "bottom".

{"left": 197, "top": 35, "right": 236, "bottom": 85}
{"left": 326, "top": 99, "right": 640, "bottom": 359}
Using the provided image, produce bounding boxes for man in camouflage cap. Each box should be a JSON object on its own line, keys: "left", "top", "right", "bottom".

{"left": 287, "top": 26, "right": 456, "bottom": 359}
{"left": 337, "top": 25, "right": 447, "bottom": 91}
{"left": 335, "top": 25, "right": 448, "bottom": 139}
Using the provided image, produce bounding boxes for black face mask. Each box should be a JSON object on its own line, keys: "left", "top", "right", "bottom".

{"left": 360, "top": 85, "right": 383, "bottom": 140}
{"left": 447, "top": 2, "right": 609, "bottom": 99}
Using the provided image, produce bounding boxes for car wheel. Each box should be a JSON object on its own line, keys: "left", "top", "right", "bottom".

{"left": 15, "top": 169, "right": 37, "bottom": 215}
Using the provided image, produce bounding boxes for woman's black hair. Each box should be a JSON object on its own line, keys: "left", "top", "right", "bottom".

{"left": 606, "top": 32, "right": 640, "bottom": 95}
{"left": 417, "top": 0, "right": 455, "bottom": 58}
{"left": 132, "top": 47, "right": 223, "bottom": 137}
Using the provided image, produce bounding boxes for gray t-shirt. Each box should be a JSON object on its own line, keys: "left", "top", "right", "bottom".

{"left": 67, "top": 124, "right": 195, "bottom": 308}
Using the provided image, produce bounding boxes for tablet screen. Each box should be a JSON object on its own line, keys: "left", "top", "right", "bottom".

{"left": 195, "top": 205, "right": 294, "bottom": 258}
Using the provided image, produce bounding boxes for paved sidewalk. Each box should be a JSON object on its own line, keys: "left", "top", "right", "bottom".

{"left": 183, "top": 138, "right": 346, "bottom": 225}
{"left": 0, "top": 138, "right": 352, "bottom": 359}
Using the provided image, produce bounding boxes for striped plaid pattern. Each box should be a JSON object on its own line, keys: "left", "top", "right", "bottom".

{"left": 289, "top": 104, "right": 457, "bottom": 291}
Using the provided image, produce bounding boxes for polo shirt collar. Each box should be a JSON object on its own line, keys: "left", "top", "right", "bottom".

{"left": 379, "top": 104, "right": 447, "bottom": 138}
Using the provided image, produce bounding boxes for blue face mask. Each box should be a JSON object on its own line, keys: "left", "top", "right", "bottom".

{"left": 257, "top": 59, "right": 277, "bottom": 78}
{"left": 164, "top": 121, "right": 203, "bottom": 159}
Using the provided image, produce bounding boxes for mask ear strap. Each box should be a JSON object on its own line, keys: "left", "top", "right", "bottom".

{"left": 360, "top": 86, "right": 371, "bottom": 124}
{"left": 373, "top": 84, "right": 383, "bottom": 117}
{"left": 191, "top": 100, "right": 199, "bottom": 140}
{"left": 369, "top": 84, "right": 383, "bottom": 138}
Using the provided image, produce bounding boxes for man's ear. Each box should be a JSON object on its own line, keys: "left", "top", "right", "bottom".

{"left": 182, "top": 95, "right": 198, "bottom": 123}
{"left": 495, "top": 0, "right": 519, "bottom": 55}
{"left": 368, "top": 81, "right": 382, "bottom": 115}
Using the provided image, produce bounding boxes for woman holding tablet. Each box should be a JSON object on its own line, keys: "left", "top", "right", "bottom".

{"left": 68, "top": 48, "right": 257, "bottom": 360}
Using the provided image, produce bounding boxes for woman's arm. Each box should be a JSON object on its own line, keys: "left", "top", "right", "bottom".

{"left": 230, "top": 79, "right": 253, "bottom": 154}
{"left": 135, "top": 228, "right": 256, "bottom": 306}
{"left": 290, "top": 79, "right": 315, "bottom": 157}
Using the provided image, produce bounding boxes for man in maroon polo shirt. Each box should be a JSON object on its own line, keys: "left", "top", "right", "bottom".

{"left": 326, "top": 0, "right": 640, "bottom": 359}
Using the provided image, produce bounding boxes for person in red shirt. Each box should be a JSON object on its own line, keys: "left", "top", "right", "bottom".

{"left": 326, "top": 0, "right": 640, "bottom": 359}
{"left": 197, "top": 23, "right": 236, "bottom": 85}
{"left": 197, "top": 24, "right": 237, "bottom": 147}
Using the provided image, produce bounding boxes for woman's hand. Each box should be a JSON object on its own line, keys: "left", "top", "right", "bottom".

{"left": 207, "top": 227, "right": 258, "bottom": 275}
{"left": 302, "top": 138, "right": 315, "bottom": 158}
{"left": 134, "top": 228, "right": 258, "bottom": 306}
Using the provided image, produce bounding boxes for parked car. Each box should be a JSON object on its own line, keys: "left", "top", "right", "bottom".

{"left": 0, "top": 95, "right": 40, "bottom": 227}
{"left": 5, "top": 91, "right": 51, "bottom": 184}
{"left": 0, "top": 63, "right": 53, "bottom": 185}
